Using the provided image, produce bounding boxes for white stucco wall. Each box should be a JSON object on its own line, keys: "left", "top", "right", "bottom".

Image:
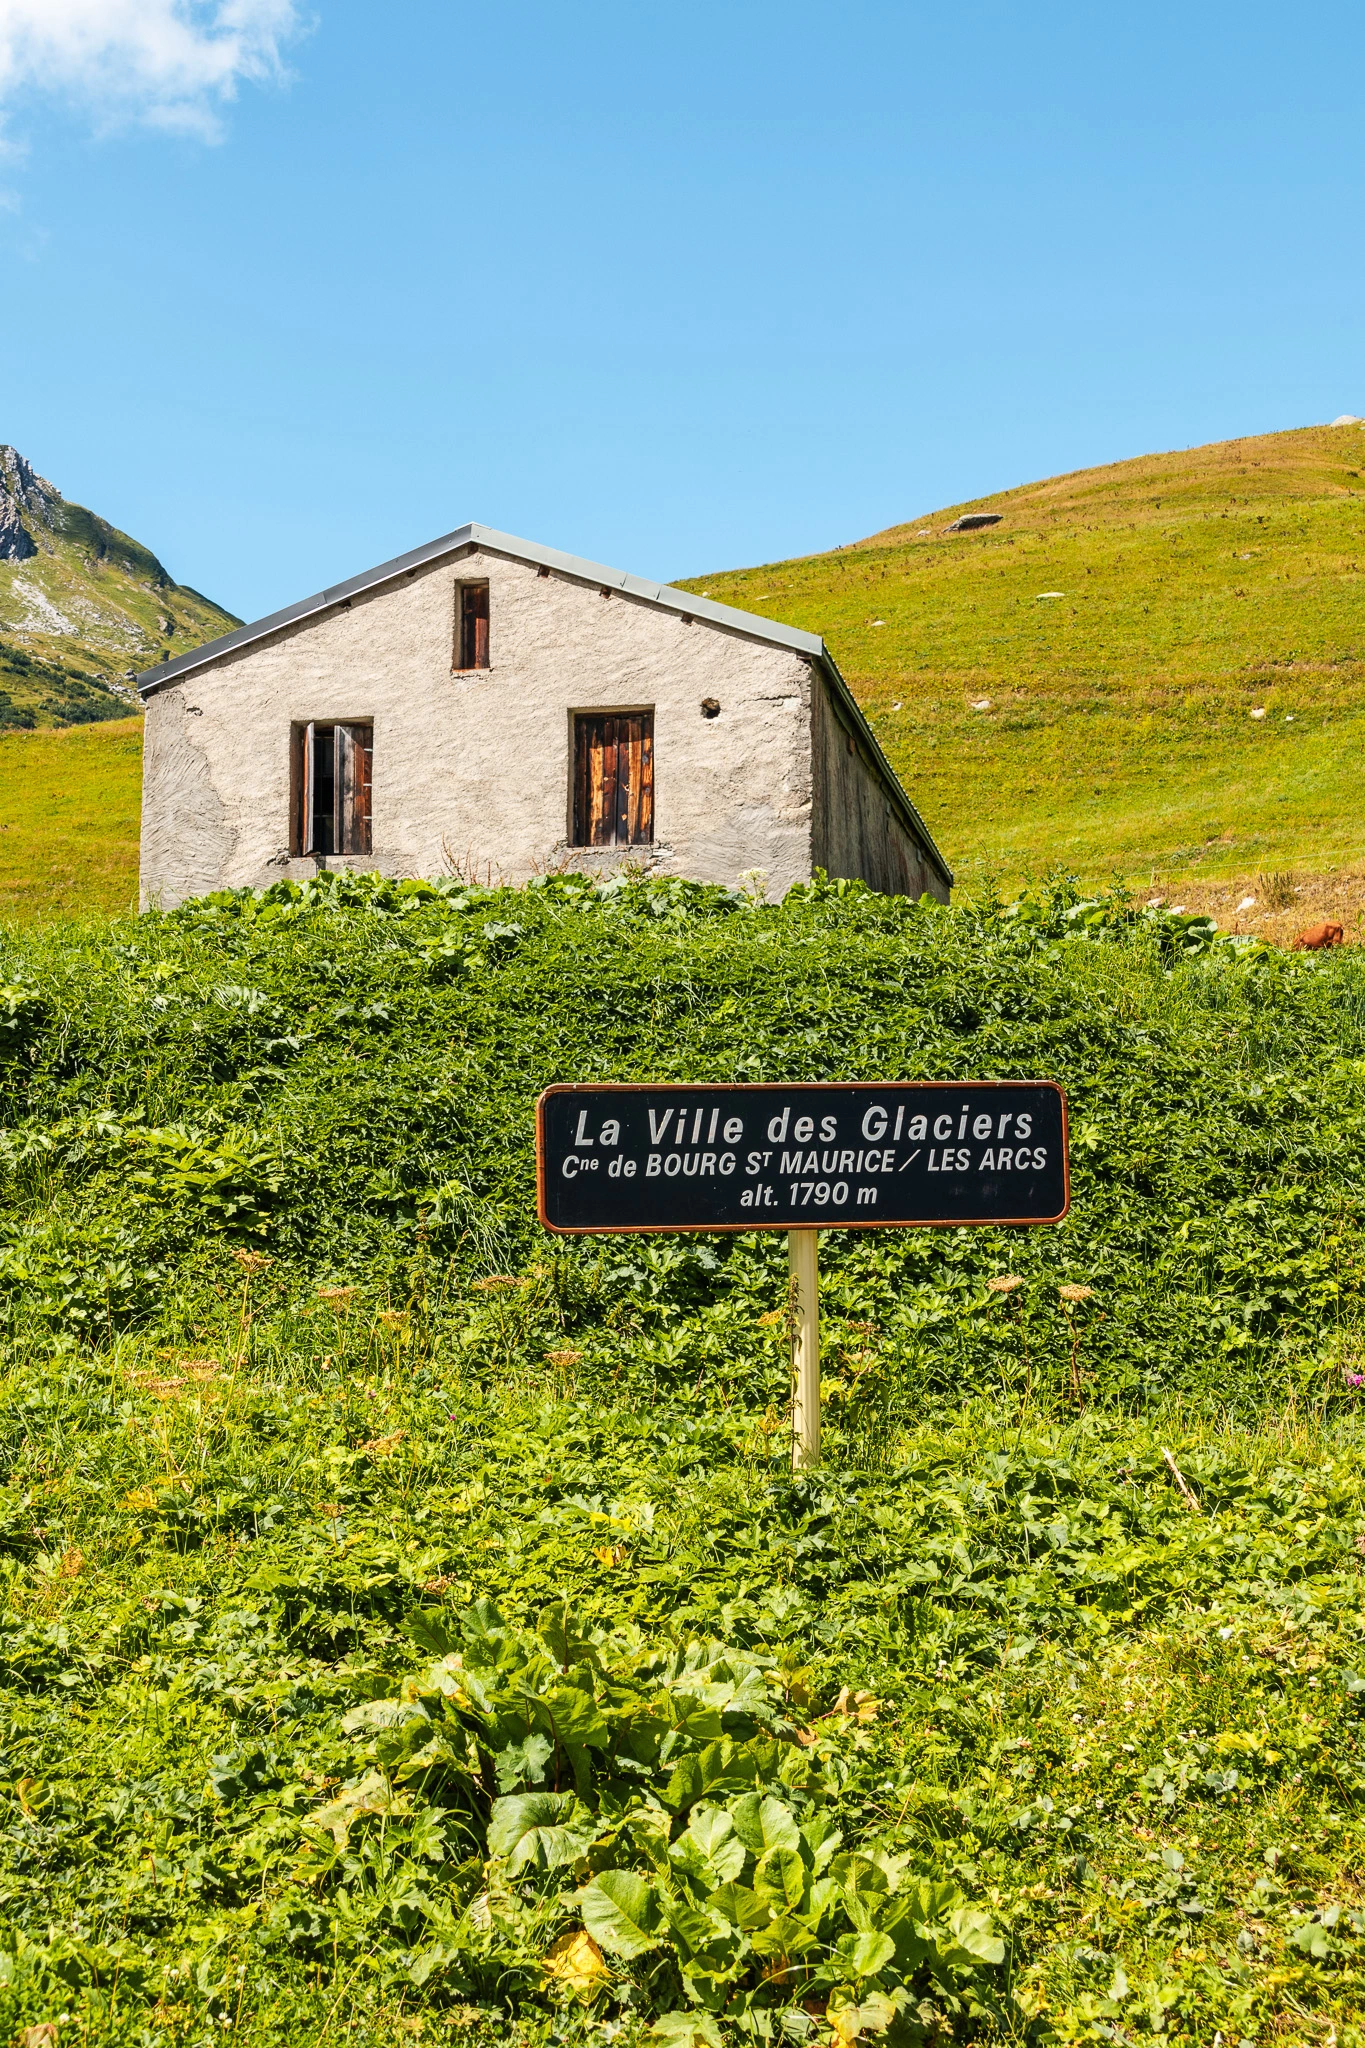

{"left": 138, "top": 540, "right": 948, "bottom": 909}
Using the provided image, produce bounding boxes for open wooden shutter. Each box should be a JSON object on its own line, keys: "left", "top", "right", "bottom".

{"left": 334, "top": 723, "right": 373, "bottom": 854}
{"left": 619, "top": 714, "right": 653, "bottom": 845}
{"left": 291, "top": 723, "right": 308, "bottom": 854}
{"left": 573, "top": 714, "right": 653, "bottom": 846}
{"left": 300, "top": 721, "right": 317, "bottom": 854}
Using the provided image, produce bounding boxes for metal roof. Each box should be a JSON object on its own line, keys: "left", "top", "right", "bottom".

{"left": 136, "top": 521, "right": 951, "bottom": 884}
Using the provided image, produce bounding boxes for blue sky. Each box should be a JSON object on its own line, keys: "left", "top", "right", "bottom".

{"left": 1, "top": 0, "right": 1363, "bottom": 624}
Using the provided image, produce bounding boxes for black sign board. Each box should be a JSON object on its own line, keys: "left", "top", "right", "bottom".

{"left": 537, "top": 1082, "right": 1068, "bottom": 1234}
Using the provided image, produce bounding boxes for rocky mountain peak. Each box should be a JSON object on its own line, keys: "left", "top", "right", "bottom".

{"left": 0, "top": 444, "right": 241, "bottom": 728}
{"left": 0, "top": 445, "right": 62, "bottom": 564}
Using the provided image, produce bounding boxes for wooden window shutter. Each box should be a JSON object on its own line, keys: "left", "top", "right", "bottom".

{"left": 300, "top": 721, "right": 318, "bottom": 854}
{"left": 334, "top": 723, "right": 373, "bottom": 854}
{"left": 573, "top": 713, "right": 653, "bottom": 847}
{"left": 457, "top": 583, "right": 490, "bottom": 669}
{"left": 291, "top": 723, "right": 308, "bottom": 855}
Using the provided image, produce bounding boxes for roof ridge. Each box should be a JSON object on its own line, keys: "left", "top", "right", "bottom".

{"left": 135, "top": 522, "right": 826, "bottom": 693}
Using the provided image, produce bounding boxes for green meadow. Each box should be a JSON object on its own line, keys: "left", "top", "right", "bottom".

{"left": 682, "top": 423, "right": 1365, "bottom": 895}
{"left": 0, "top": 720, "right": 143, "bottom": 923}
{"left": 2, "top": 872, "right": 1364, "bottom": 2046}
{"left": 8, "top": 427, "right": 1365, "bottom": 925}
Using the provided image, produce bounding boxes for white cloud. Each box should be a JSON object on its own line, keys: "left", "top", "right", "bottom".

{"left": 0, "top": 0, "right": 306, "bottom": 140}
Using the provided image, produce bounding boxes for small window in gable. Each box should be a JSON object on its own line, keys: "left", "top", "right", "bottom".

{"left": 572, "top": 712, "right": 654, "bottom": 847}
{"left": 291, "top": 722, "right": 373, "bottom": 856}
{"left": 454, "top": 581, "right": 490, "bottom": 670}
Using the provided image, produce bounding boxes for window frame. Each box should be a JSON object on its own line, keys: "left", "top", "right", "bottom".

{"left": 571, "top": 709, "right": 655, "bottom": 849}
{"left": 453, "top": 580, "right": 491, "bottom": 671}
{"left": 290, "top": 720, "right": 373, "bottom": 856}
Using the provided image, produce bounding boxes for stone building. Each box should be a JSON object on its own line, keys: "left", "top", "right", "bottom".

{"left": 136, "top": 523, "right": 951, "bottom": 908}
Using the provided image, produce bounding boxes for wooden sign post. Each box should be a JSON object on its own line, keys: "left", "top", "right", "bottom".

{"left": 788, "top": 1226, "right": 820, "bottom": 1469}
{"left": 536, "top": 1081, "right": 1069, "bottom": 1469}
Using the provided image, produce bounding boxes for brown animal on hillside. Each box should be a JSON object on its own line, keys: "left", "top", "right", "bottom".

{"left": 1291, "top": 921, "right": 1345, "bottom": 951}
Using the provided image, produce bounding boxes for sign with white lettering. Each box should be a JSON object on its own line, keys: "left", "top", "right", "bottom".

{"left": 536, "top": 1082, "right": 1068, "bottom": 1234}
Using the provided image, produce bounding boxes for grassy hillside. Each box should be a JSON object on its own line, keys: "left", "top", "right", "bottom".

{"left": 12, "top": 427, "right": 1365, "bottom": 928}
{"left": 681, "top": 425, "right": 1365, "bottom": 915}
{"left": 2, "top": 873, "right": 1365, "bottom": 2043}
{"left": 0, "top": 445, "right": 238, "bottom": 731}
{"left": 0, "top": 718, "right": 143, "bottom": 922}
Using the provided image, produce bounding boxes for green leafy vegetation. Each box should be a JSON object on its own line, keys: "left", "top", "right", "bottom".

{"left": 681, "top": 423, "right": 1365, "bottom": 894}
{"left": 2, "top": 872, "right": 1364, "bottom": 2046}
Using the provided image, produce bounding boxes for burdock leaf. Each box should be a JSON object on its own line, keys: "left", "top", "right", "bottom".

{"left": 834, "top": 1928, "right": 896, "bottom": 1981}
{"left": 488, "top": 1791, "right": 597, "bottom": 1872}
{"left": 580, "top": 1869, "right": 664, "bottom": 1959}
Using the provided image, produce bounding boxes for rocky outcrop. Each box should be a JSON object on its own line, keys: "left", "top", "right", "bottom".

{"left": 0, "top": 446, "right": 61, "bottom": 563}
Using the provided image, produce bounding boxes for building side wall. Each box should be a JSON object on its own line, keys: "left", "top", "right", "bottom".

{"left": 139, "top": 546, "right": 817, "bottom": 908}
{"left": 809, "top": 668, "right": 948, "bottom": 901}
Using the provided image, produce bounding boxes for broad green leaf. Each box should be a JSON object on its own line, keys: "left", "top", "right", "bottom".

{"left": 488, "top": 1791, "right": 596, "bottom": 1873}
{"left": 664, "top": 1737, "right": 759, "bottom": 1813}
{"left": 580, "top": 1869, "right": 664, "bottom": 1959}
{"left": 749, "top": 1910, "right": 822, "bottom": 1960}
{"left": 543, "top": 1684, "right": 609, "bottom": 1750}
{"left": 459, "top": 1598, "right": 509, "bottom": 1667}
{"left": 493, "top": 1731, "right": 553, "bottom": 1793}
{"left": 946, "top": 1906, "right": 1006, "bottom": 1965}
{"left": 833, "top": 1928, "right": 896, "bottom": 1982}
{"left": 340, "top": 1697, "right": 422, "bottom": 1734}
{"left": 827, "top": 1991, "right": 903, "bottom": 2044}
{"left": 1289, "top": 1918, "right": 1334, "bottom": 1958}
{"left": 730, "top": 1792, "right": 801, "bottom": 1856}
{"left": 707, "top": 1882, "right": 770, "bottom": 1931}
{"left": 670, "top": 1805, "right": 747, "bottom": 1887}
{"left": 649, "top": 2015, "right": 722, "bottom": 2048}
{"left": 801, "top": 1812, "right": 843, "bottom": 1872}
{"left": 405, "top": 1611, "right": 459, "bottom": 1658}
{"left": 893, "top": 1878, "right": 966, "bottom": 1924}
{"left": 754, "top": 1844, "right": 807, "bottom": 1911}
{"left": 829, "top": 1851, "right": 891, "bottom": 1897}
{"left": 662, "top": 1692, "right": 726, "bottom": 1743}
{"left": 719, "top": 1666, "right": 772, "bottom": 1717}
{"left": 663, "top": 1895, "right": 742, "bottom": 1970}
{"left": 305, "top": 1771, "right": 407, "bottom": 1847}
{"left": 539, "top": 1600, "right": 602, "bottom": 1673}
{"left": 391, "top": 1730, "right": 477, "bottom": 1788}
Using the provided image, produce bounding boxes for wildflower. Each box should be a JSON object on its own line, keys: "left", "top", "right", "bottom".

{"left": 1347, "top": 1372, "right": 1364, "bottom": 1387}
{"left": 988, "top": 1275, "right": 1024, "bottom": 1295}
{"left": 317, "top": 1285, "right": 357, "bottom": 1305}
{"left": 545, "top": 1349, "right": 583, "bottom": 1368}
{"left": 1058, "top": 1283, "right": 1095, "bottom": 1303}
{"left": 232, "top": 1249, "right": 272, "bottom": 1273}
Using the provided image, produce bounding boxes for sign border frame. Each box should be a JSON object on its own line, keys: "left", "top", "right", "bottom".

{"left": 535, "top": 1079, "right": 1070, "bottom": 1235}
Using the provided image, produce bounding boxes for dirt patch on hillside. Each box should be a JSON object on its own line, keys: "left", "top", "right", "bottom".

{"left": 1147, "top": 870, "right": 1365, "bottom": 947}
